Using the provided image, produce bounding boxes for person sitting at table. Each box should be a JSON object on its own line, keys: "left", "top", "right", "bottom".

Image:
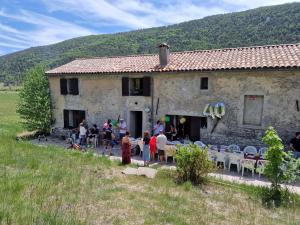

{"left": 150, "top": 134, "right": 158, "bottom": 161}
{"left": 121, "top": 131, "right": 131, "bottom": 164}
{"left": 157, "top": 130, "right": 167, "bottom": 163}
{"left": 87, "top": 124, "right": 99, "bottom": 146}
{"left": 290, "top": 132, "right": 300, "bottom": 159}
{"left": 169, "top": 124, "right": 177, "bottom": 141}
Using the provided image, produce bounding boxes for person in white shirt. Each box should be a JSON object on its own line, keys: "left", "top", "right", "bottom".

{"left": 79, "top": 123, "right": 87, "bottom": 147}
{"left": 156, "top": 130, "right": 167, "bottom": 163}
{"left": 119, "top": 119, "right": 127, "bottom": 140}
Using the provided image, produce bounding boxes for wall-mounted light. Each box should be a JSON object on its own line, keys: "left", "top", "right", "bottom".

{"left": 144, "top": 107, "right": 151, "bottom": 113}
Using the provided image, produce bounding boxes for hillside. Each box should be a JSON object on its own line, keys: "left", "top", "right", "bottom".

{"left": 0, "top": 3, "right": 299, "bottom": 84}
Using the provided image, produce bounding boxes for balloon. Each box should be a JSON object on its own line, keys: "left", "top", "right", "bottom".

{"left": 112, "top": 120, "right": 118, "bottom": 126}
{"left": 180, "top": 117, "right": 186, "bottom": 124}
{"left": 165, "top": 116, "right": 170, "bottom": 123}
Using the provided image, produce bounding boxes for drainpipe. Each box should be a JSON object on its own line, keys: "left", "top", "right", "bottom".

{"left": 151, "top": 76, "right": 154, "bottom": 135}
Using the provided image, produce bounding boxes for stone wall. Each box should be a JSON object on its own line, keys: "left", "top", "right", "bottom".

{"left": 48, "top": 69, "right": 300, "bottom": 147}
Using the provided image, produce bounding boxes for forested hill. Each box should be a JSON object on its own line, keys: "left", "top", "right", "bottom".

{"left": 1, "top": 3, "right": 299, "bottom": 84}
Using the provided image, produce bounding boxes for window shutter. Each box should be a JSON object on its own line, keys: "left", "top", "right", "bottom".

{"left": 70, "top": 78, "right": 79, "bottom": 95}
{"left": 63, "top": 110, "right": 69, "bottom": 128}
{"left": 143, "top": 77, "right": 151, "bottom": 96}
{"left": 60, "top": 79, "right": 68, "bottom": 95}
{"left": 122, "top": 77, "right": 129, "bottom": 96}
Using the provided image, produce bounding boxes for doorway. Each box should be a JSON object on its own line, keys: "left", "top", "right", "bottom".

{"left": 130, "top": 111, "right": 143, "bottom": 138}
{"left": 165, "top": 115, "right": 204, "bottom": 141}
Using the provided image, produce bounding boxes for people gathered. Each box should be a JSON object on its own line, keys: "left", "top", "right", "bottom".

{"left": 69, "top": 118, "right": 180, "bottom": 165}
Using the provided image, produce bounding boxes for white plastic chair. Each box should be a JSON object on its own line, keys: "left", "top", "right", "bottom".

{"left": 258, "top": 147, "right": 268, "bottom": 159}
{"left": 215, "top": 151, "right": 227, "bottom": 170}
{"left": 241, "top": 159, "right": 256, "bottom": 177}
{"left": 243, "top": 146, "right": 257, "bottom": 157}
{"left": 93, "top": 135, "right": 99, "bottom": 148}
{"left": 257, "top": 160, "right": 268, "bottom": 178}
{"left": 194, "top": 141, "right": 206, "bottom": 148}
{"left": 228, "top": 152, "right": 243, "bottom": 173}
{"left": 208, "top": 150, "right": 217, "bottom": 162}
{"left": 227, "top": 144, "right": 241, "bottom": 153}
{"left": 138, "top": 140, "right": 144, "bottom": 157}
{"left": 209, "top": 145, "right": 218, "bottom": 151}
{"left": 220, "top": 145, "right": 228, "bottom": 151}
{"left": 165, "top": 146, "right": 177, "bottom": 163}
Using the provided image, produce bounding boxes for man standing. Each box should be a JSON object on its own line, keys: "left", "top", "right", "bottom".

{"left": 119, "top": 118, "right": 127, "bottom": 141}
{"left": 157, "top": 130, "right": 167, "bottom": 163}
{"left": 290, "top": 132, "right": 300, "bottom": 159}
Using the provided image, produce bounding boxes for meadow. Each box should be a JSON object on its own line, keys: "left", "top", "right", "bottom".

{"left": 0, "top": 91, "right": 299, "bottom": 225}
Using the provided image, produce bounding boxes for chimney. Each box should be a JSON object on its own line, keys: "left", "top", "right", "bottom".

{"left": 158, "top": 43, "right": 170, "bottom": 66}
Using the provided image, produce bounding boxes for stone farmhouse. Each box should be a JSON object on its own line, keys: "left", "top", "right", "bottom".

{"left": 46, "top": 43, "right": 300, "bottom": 146}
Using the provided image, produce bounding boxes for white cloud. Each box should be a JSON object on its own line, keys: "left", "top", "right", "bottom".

{"left": 0, "top": 8, "right": 94, "bottom": 55}
{"left": 41, "top": 0, "right": 227, "bottom": 29}
{"left": 0, "top": 10, "right": 94, "bottom": 46}
{"left": 0, "top": 0, "right": 299, "bottom": 55}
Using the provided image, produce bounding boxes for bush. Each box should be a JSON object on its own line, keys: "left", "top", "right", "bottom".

{"left": 175, "top": 144, "right": 214, "bottom": 185}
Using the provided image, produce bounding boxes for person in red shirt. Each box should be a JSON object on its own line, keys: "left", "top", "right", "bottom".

{"left": 150, "top": 134, "right": 158, "bottom": 161}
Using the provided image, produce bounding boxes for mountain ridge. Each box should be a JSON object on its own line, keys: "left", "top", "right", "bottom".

{"left": 0, "top": 2, "right": 299, "bottom": 83}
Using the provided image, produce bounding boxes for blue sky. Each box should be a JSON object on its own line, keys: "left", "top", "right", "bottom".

{"left": 0, "top": 0, "right": 298, "bottom": 55}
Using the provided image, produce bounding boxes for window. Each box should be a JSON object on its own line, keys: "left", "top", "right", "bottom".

{"left": 122, "top": 77, "right": 151, "bottom": 96}
{"left": 60, "top": 78, "right": 79, "bottom": 95}
{"left": 200, "top": 117, "right": 207, "bottom": 129}
{"left": 200, "top": 77, "right": 208, "bottom": 90}
{"left": 243, "top": 95, "right": 264, "bottom": 126}
{"left": 63, "top": 109, "right": 85, "bottom": 129}
{"left": 130, "top": 78, "right": 143, "bottom": 96}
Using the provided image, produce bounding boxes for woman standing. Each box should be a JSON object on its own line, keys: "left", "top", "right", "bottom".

{"left": 79, "top": 123, "right": 87, "bottom": 147}
{"left": 143, "top": 131, "right": 151, "bottom": 166}
{"left": 150, "top": 134, "right": 157, "bottom": 161}
{"left": 170, "top": 124, "right": 177, "bottom": 141}
{"left": 105, "top": 123, "right": 114, "bottom": 155}
{"left": 121, "top": 131, "right": 131, "bottom": 164}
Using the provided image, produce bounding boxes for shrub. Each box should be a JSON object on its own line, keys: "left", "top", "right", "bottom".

{"left": 261, "top": 127, "right": 300, "bottom": 207}
{"left": 17, "top": 65, "right": 53, "bottom": 134}
{"left": 175, "top": 144, "right": 214, "bottom": 185}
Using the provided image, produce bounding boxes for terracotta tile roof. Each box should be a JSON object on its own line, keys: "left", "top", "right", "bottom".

{"left": 46, "top": 44, "right": 300, "bottom": 75}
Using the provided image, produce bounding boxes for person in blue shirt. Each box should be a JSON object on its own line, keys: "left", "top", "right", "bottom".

{"left": 153, "top": 120, "right": 164, "bottom": 135}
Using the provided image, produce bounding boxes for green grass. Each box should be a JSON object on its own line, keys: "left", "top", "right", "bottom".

{"left": 0, "top": 92, "right": 299, "bottom": 225}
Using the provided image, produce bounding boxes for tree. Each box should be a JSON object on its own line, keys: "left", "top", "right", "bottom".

{"left": 262, "top": 127, "right": 300, "bottom": 207}
{"left": 17, "top": 65, "right": 53, "bottom": 134}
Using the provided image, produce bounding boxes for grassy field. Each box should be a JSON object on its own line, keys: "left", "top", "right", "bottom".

{"left": 0, "top": 92, "right": 299, "bottom": 225}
